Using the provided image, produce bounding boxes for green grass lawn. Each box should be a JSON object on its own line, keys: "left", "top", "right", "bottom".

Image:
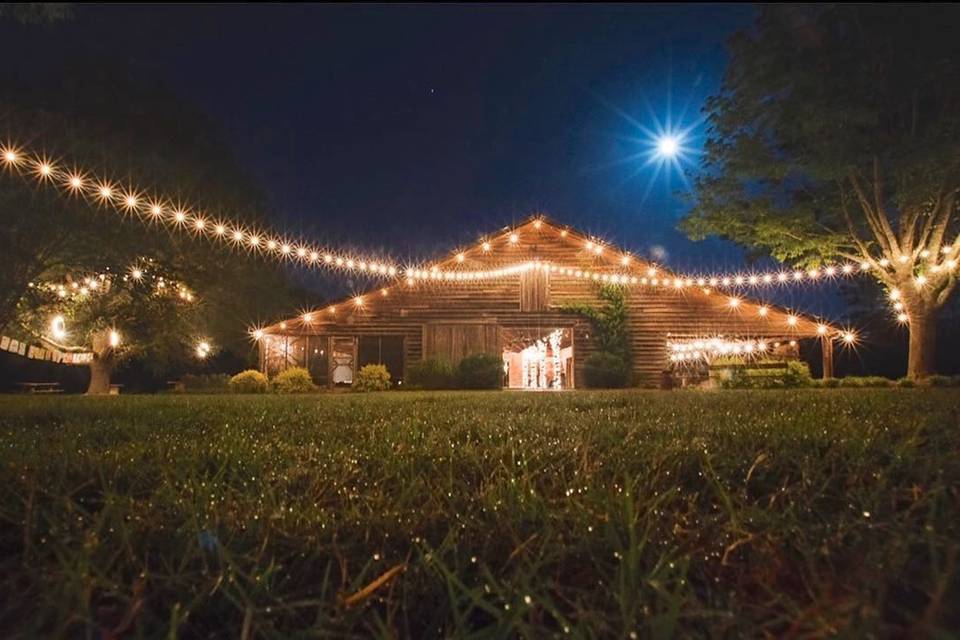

{"left": 0, "top": 390, "right": 958, "bottom": 637}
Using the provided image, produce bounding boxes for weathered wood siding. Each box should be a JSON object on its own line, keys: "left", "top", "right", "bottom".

{"left": 261, "top": 219, "right": 822, "bottom": 385}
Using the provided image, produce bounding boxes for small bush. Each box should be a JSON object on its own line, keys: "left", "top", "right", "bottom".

{"left": 457, "top": 353, "right": 503, "bottom": 390}
{"left": 583, "top": 352, "right": 630, "bottom": 388}
{"left": 926, "top": 374, "right": 960, "bottom": 387}
{"left": 229, "top": 369, "right": 269, "bottom": 394}
{"left": 838, "top": 376, "right": 892, "bottom": 388}
{"left": 406, "top": 358, "right": 457, "bottom": 390}
{"left": 718, "top": 360, "right": 813, "bottom": 389}
{"left": 181, "top": 373, "right": 230, "bottom": 393}
{"left": 354, "top": 364, "right": 392, "bottom": 392}
{"left": 896, "top": 377, "right": 915, "bottom": 388}
{"left": 271, "top": 367, "right": 318, "bottom": 394}
{"left": 820, "top": 377, "right": 840, "bottom": 388}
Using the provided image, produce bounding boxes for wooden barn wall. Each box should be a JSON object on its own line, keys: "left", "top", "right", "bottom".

{"left": 263, "top": 220, "right": 820, "bottom": 385}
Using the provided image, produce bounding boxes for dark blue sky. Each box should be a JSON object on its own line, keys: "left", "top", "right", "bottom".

{"left": 6, "top": 4, "right": 759, "bottom": 271}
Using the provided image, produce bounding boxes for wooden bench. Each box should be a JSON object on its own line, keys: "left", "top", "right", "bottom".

{"left": 17, "top": 382, "right": 63, "bottom": 394}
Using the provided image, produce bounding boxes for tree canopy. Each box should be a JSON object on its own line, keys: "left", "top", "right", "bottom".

{"left": 0, "top": 56, "right": 301, "bottom": 385}
{"left": 683, "top": 5, "right": 960, "bottom": 378}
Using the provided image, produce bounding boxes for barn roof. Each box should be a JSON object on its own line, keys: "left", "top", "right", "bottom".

{"left": 261, "top": 214, "right": 837, "bottom": 339}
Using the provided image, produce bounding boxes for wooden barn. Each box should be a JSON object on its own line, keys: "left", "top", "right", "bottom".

{"left": 257, "top": 216, "right": 842, "bottom": 388}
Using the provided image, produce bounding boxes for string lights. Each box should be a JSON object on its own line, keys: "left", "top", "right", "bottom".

{"left": 28, "top": 261, "right": 195, "bottom": 303}
{"left": 1, "top": 143, "right": 402, "bottom": 279}
{"left": 7, "top": 143, "right": 952, "bottom": 293}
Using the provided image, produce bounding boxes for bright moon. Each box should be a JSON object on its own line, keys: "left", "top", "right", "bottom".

{"left": 657, "top": 135, "right": 679, "bottom": 158}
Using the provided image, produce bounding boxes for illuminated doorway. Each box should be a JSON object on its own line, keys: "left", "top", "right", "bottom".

{"left": 501, "top": 327, "right": 574, "bottom": 390}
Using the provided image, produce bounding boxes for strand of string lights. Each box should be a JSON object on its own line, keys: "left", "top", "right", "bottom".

{"left": 7, "top": 143, "right": 951, "bottom": 291}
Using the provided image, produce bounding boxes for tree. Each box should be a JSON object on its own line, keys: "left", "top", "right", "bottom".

{"left": 0, "top": 54, "right": 300, "bottom": 386}
{"left": 21, "top": 260, "right": 207, "bottom": 393}
{"left": 683, "top": 5, "right": 960, "bottom": 379}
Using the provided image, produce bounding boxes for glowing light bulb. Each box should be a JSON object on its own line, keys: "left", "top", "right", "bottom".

{"left": 817, "top": 324, "right": 828, "bottom": 335}
{"left": 897, "top": 312, "right": 909, "bottom": 323}
{"left": 68, "top": 175, "right": 84, "bottom": 190}
{"left": 758, "top": 306, "right": 769, "bottom": 317}
{"left": 2, "top": 149, "right": 18, "bottom": 164}
{"left": 108, "top": 330, "right": 121, "bottom": 348}
{"left": 252, "top": 329, "right": 264, "bottom": 341}
{"left": 131, "top": 268, "right": 143, "bottom": 280}
{"left": 843, "top": 332, "right": 856, "bottom": 344}
{"left": 456, "top": 253, "right": 465, "bottom": 263}
{"left": 50, "top": 315, "right": 67, "bottom": 340}
{"left": 354, "top": 296, "right": 364, "bottom": 306}
{"left": 728, "top": 297, "right": 740, "bottom": 308}
{"left": 302, "top": 312, "right": 313, "bottom": 322}
{"left": 37, "top": 162, "right": 52, "bottom": 177}
{"left": 509, "top": 233, "right": 519, "bottom": 244}
{"left": 787, "top": 315, "right": 798, "bottom": 326}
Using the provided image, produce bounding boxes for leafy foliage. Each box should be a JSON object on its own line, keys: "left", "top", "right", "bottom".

{"left": 684, "top": 5, "right": 960, "bottom": 377}
{"left": 456, "top": 353, "right": 503, "bottom": 390}
{"left": 718, "top": 361, "right": 812, "bottom": 389}
{"left": 0, "top": 53, "right": 299, "bottom": 380}
{"left": 405, "top": 358, "right": 457, "bottom": 390}
{"left": 270, "top": 367, "right": 317, "bottom": 394}
{"left": 562, "top": 285, "right": 631, "bottom": 363}
{"left": 582, "top": 352, "right": 630, "bottom": 388}
{"left": 228, "top": 369, "right": 268, "bottom": 394}
{"left": 354, "top": 364, "right": 392, "bottom": 392}
{"left": 0, "top": 390, "right": 958, "bottom": 636}
{"left": 179, "top": 373, "right": 230, "bottom": 394}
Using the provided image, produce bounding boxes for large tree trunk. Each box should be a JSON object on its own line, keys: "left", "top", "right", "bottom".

{"left": 906, "top": 306, "right": 938, "bottom": 380}
{"left": 86, "top": 330, "right": 116, "bottom": 395}
{"left": 86, "top": 357, "right": 114, "bottom": 395}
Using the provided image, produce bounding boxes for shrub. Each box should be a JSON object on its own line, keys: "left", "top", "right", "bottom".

{"left": 354, "top": 364, "right": 392, "bottom": 392}
{"left": 406, "top": 358, "right": 457, "bottom": 390}
{"left": 718, "top": 360, "right": 813, "bottom": 389}
{"left": 271, "top": 367, "right": 318, "bottom": 394}
{"left": 583, "top": 352, "right": 630, "bottom": 388}
{"left": 838, "top": 376, "right": 892, "bottom": 388}
{"left": 926, "top": 374, "right": 960, "bottom": 387}
{"left": 457, "top": 353, "right": 503, "bottom": 390}
{"left": 180, "top": 373, "right": 230, "bottom": 393}
{"left": 229, "top": 369, "right": 269, "bottom": 394}
{"left": 820, "top": 377, "right": 840, "bottom": 388}
{"left": 896, "top": 377, "right": 915, "bottom": 388}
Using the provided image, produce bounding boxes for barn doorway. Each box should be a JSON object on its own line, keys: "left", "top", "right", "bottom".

{"left": 501, "top": 327, "right": 574, "bottom": 390}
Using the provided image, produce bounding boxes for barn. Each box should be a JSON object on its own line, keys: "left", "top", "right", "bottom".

{"left": 257, "top": 216, "right": 841, "bottom": 388}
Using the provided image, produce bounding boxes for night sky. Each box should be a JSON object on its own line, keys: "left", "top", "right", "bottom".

{"left": 4, "top": 4, "right": 757, "bottom": 268}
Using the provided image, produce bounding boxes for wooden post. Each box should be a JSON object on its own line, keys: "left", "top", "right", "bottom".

{"left": 820, "top": 335, "right": 834, "bottom": 379}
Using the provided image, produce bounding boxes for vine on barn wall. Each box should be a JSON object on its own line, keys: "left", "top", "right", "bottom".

{"left": 561, "top": 284, "right": 631, "bottom": 362}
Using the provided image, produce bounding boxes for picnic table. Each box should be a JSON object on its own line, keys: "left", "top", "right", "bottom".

{"left": 17, "top": 382, "right": 63, "bottom": 394}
